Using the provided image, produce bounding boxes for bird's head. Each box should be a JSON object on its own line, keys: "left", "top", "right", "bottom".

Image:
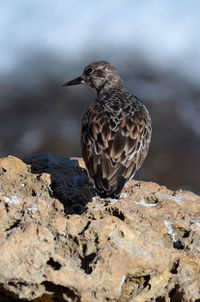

{"left": 63, "top": 61, "right": 123, "bottom": 95}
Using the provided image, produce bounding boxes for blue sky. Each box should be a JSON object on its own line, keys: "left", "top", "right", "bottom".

{"left": 1, "top": 0, "right": 200, "bottom": 82}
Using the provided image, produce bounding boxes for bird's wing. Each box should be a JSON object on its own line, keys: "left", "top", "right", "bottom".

{"left": 81, "top": 104, "right": 151, "bottom": 197}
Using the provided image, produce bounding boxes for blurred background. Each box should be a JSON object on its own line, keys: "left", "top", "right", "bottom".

{"left": 0, "top": 0, "right": 200, "bottom": 194}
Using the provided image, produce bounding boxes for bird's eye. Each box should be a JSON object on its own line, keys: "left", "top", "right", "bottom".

{"left": 85, "top": 67, "right": 94, "bottom": 75}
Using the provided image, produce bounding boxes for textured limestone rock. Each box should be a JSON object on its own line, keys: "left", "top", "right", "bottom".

{"left": 0, "top": 153, "right": 199, "bottom": 302}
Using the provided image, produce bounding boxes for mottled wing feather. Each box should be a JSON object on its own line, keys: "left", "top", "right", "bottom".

{"left": 81, "top": 103, "right": 151, "bottom": 198}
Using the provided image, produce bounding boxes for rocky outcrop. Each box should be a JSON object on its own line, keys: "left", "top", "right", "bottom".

{"left": 0, "top": 153, "right": 199, "bottom": 302}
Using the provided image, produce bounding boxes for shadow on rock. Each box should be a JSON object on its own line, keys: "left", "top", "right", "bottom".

{"left": 23, "top": 152, "right": 95, "bottom": 215}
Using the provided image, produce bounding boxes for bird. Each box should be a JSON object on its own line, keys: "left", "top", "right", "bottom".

{"left": 63, "top": 61, "right": 151, "bottom": 199}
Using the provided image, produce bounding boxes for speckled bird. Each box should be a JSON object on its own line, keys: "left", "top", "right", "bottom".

{"left": 63, "top": 61, "right": 151, "bottom": 199}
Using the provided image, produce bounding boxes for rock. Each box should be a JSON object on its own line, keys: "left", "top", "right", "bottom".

{"left": 0, "top": 153, "right": 199, "bottom": 302}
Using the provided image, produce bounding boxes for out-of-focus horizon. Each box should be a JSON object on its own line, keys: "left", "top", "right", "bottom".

{"left": 0, "top": 0, "right": 200, "bottom": 194}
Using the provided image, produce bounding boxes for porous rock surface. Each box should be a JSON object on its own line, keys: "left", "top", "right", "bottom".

{"left": 0, "top": 153, "right": 199, "bottom": 302}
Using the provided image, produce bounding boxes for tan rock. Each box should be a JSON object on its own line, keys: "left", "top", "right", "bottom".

{"left": 0, "top": 153, "right": 199, "bottom": 301}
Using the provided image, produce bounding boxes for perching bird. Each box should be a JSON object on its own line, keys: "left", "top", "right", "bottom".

{"left": 63, "top": 61, "right": 151, "bottom": 199}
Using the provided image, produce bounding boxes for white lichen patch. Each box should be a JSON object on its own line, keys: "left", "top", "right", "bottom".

{"left": 27, "top": 204, "right": 38, "bottom": 211}
{"left": 164, "top": 220, "right": 176, "bottom": 242}
{"left": 5, "top": 195, "right": 20, "bottom": 205}
{"left": 120, "top": 192, "right": 128, "bottom": 199}
{"left": 135, "top": 200, "right": 157, "bottom": 208}
{"left": 109, "top": 198, "right": 119, "bottom": 203}
{"left": 91, "top": 196, "right": 96, "bottom": 201}
{"left": 90, "top": 196, "right": 107, "bottom": 210}
{"left": 170, "top": 194, "right": 184, "bottom": 204}
{"left": 92, "top": 195, "right": 119, "bottom": 203}
{"left": 92, "top": 196, "right": 106, "bottom": 201}
{"left": 191, "top": 220, "right": 200, "bottom": 228}
{"left": 90, "top": 203, "right": 102, "bottom": 211}
{"left": 119, "top": 275, "right": 126, "bottom": 292}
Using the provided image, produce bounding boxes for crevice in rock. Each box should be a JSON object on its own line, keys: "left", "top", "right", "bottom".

{"left": 32, "top": 189, "right": 37, "bottom": 197}
{"left": 173, "top": 241, "right": 184, "bottom": 250}
{"left": 169, "top": 284, "right": 183, "bottom": 302}
{"left": 182, "top": 230, "right": 190, "bottom": 238}
{"left": 47, "top": 258, "right": 62, "bottom": 271}
{"left": 78, "top": 221, "right": 91, "bottom": 235}
{"left": 82, "top": 243, "right": 87, "bottom": 255}
{"left": 42, "top": 281, "right": 81, "bottom": 302}
{"left": 8, "top": 281, "right": 29, "bottom": 291}
{"left": 144, "top": 193, "right": 159, "bottom": 205}
{"left": 5, "top": 220, "right": 21, "bottom": 232}
{"left": 72, "top": 235, "right": 79, "bottom": 246}
{"left": 80, "top": 252, "right": 96, "bottom": 274}
{"left": 106, "top": 207, "right": 125, "bottom": 221}
{"left": 119, "top": 274, "right": 151, "bottom": 301}
{"left": 0, "top": 283, "right": 23, "bottom": 302}
{"left": 155, "top": 297, "right": 166, "bottom": 302}
{"left": 170, "top": 259, "right": 179, "bottom": 274}
{"left": 4, "top": 203, "right": 9, "bottom": 213}
{"left": 143, "top": 275, "right": 150, "bottom": 288}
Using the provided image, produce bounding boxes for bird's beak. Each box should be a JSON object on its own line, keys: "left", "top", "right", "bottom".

{"left": 62, "top": 76, "right": 83, "bottom": 87}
